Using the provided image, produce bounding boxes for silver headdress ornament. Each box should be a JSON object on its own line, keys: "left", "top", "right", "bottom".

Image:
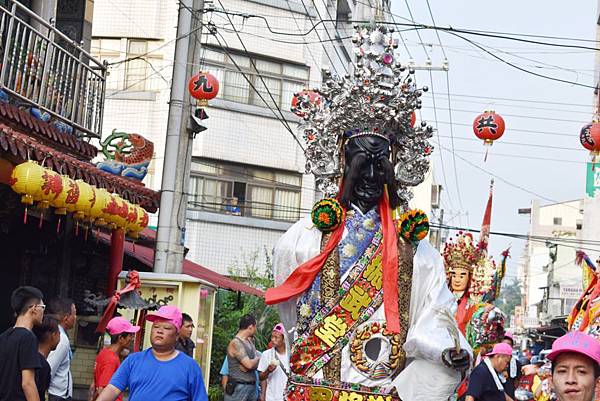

{"left": 291, "top": 24, "right": 435, "bottom": 209}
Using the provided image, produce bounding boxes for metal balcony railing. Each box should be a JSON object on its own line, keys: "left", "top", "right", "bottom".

{"left": 0, "top": 0, "right": 106, "bottom": 138}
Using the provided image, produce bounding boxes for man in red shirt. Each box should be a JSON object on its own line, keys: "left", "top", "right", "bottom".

{"left": 92, "top": 317, "right": 139, "bottom": 401}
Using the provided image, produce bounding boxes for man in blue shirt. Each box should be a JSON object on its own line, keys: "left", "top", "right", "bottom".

{"left": 95, "top": 306, "right": 208, "bottom": 401}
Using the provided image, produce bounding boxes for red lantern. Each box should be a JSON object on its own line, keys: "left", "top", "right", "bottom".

{"left": 473, "top": 111, "right": 505, "bottom": 145}
{"left": 580, "top": 122, "right": 599, "bottom": 151}
{"left": 291, "top": 90, "right": 321, "bottom": 117}
{"left": 410, "top": 111, "right": 416, "bottom": 128}
{"left": 188, "top": 72, "right": 219, "bottom": 106}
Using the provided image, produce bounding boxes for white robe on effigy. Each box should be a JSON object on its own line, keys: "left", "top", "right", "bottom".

{"left": 273, "top": 214, "right": 472, "bottom": 401}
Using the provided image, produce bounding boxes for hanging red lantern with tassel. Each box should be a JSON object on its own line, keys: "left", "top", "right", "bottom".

{"left": 188, "top": 71, "right": 219, "bottom": 107}
{"left": 473, "top": 111, "right": 505, "bottom": 144}
{"left": 473, "top": 110, "right": 505, "bottom": 161}
{"left": 581, "top": 121, "right": 600, "bottom": 167}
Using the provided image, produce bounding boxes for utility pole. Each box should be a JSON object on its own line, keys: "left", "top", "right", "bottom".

{"left": 154, "top": 0, "right": 203, "bottom": 273}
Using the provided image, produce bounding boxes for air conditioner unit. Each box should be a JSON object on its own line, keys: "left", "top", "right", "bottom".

{"left": 431, "top": 184, "right": 442, "bottom": 209}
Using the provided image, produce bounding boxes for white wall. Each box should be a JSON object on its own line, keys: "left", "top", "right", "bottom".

{"left": 93, "top": 0, "right": 430, "bottom": 277}
{"left": 522, "top": 199, "right": 584, "bottom": 319}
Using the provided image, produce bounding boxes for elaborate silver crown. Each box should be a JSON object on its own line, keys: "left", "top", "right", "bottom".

{"left": 292, "top": 24, "right": 434, "bottom": 208}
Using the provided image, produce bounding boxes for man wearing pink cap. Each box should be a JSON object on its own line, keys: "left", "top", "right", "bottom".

{"left": 91, "top": 317, "right": 139, "bottom": 401}
{"left": 258, "top": 324, "right": 289, "bottom": 401}
{"left": 548, "top": 331, "right": 600, "bottom": 401}
{"left": 500, "top": 331, "right": 521, "bottom": 401}
{"left": 95, "top": 306, "right": 208, "bottom": 401}
{"left": 465, "top": 343, "right": 512, "bottom": 401}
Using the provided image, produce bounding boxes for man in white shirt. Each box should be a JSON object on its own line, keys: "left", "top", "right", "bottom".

{"left": 47, "top": 298, "right": 76, "bottom": 401}
{"left": 258, "top": 324, "right": 289, "bottom": 401}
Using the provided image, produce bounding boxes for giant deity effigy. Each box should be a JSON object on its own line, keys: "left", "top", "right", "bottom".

{"left": 265, "top": 24, "right": 472, "bottom": 401}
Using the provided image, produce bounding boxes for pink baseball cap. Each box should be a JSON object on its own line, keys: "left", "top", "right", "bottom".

{"left": 106, "top": 317, "right": 140, "bottom": 335}
{"left": 547, "top": 331, "right": 600, "bottom": 365}
{"left": 146, "top": 305, "right": 183, "bottom": 330}
{"left": 487, "top": 343, "right": 513, "bottom": 356}
{"left": 273, "top": 323, "right": 285, "bottom": 335}
{"left": 504, "top": 331, "right": 514, "bottom": 340}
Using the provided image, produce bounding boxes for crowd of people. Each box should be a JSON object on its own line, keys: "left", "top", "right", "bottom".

{"left": 464, "top": 331, "right": 600, "bottom": 401}
{"left": 221, "top": 315, "right": 289, "bottom": 401}
{"left": 4, "top": 286, "right": 600, "bottom": 401}
{"left": 0, "top": 286, "right": 208, "bottom": 401}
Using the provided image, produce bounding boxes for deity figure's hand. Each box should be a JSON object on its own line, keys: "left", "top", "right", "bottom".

{"left": 441, "top": 348, "right": 470, "bottom": 371}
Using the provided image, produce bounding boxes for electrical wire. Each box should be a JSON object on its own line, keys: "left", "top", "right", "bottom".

{"left": 427, "top": 69, "right": 456, "bottom": 212}
{"left": 439, "top": 30, "right": 595, "bottom": 90}
{"left": 210, "top": 29, "right": 305, "bottom": 151}
{"left": 418, "top": 0, "right": 464, "bottom": 222}
{"left": 402, "top": 0, "right": 428, "bottom": 57}
{"left": 207, "top": 9, "right": 596, "bottom": 88}
{"left": 435, "top": 143, "right": 581, "bottom": 211}
{"left": 375, "top": 0, "right": 413, "bottom": 59}
{"left": 424, "top": 0, "right": 447, "bottom": 59}
{"left": 284, "top": 0, "right": 321, "bottom": 69}
{"left": 215, "top": 0, "right": 300, "bottom": 146}
{"left": 316, "top": 0, "right": 352, "bottom": 69}
{"left": 207, "top": 8, "right": 600, "bottom": 50}
{"left": 298, "top": 0, "right": 347, "bottom": 74}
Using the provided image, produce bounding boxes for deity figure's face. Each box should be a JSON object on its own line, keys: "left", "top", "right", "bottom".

{"left": 340, "top": 135, "right": 398, "bottom": 214}
{"left": 450, "top": 267, "right": 470, "bottom": 293}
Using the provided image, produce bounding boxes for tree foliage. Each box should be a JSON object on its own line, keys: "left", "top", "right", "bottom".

{"left": 495, "top": 277, "right": 522, "bottom": 319}
{"left": 209, "top": 249, "right": 280, "bottom": 389}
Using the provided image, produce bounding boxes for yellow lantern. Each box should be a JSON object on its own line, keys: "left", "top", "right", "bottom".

{"left": 101, "top": 194, "right": 128, "bottom": 230}
{"left": 74, "top": 180, "right": 94, "bottom": 221}
{"left": 124, "top": 201, "right": 137, "bottom": 233}
{"left": 51, "top": 176, "right": 79, "bottom": 215}
{"left": 9, "top": 160, "right": 46, "bottom": 205}
{"left": 137, "top": 205, "right": 149, "bottom": 231}
{"left": 89, "top": 188, "right": 110, "bottom": 227}
{"left": 37, "top": 168, "right": 63, "bottom": 209}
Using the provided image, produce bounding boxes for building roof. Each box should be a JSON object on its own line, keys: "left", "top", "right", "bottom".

{"left": 95, "top": 231, "right": 265, "bottom": 297}
{"left": 0, "top": 102, "right": 97, "bottom": 160}
{"left": 0, "top": 103, "right": 160, "bottom": 212}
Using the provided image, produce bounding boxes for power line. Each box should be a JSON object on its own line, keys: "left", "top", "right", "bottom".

{"left": 419, "top": 0, "right": 463, "bottom": 221}
{"left": 440, "top": 30, "right": 595, "bottom": 90}
{"left": 424, "top": 0, "right": 447, "bottom": 59}
{"left": 206, "top": 9, "right": 596, "bottom": 90}
{"left": 215, "top": 0, "right": 300, "bottom": 148}
{"left": 443, "top": 70, "right": 465, "bottom": 216}
{"left": 436, "top": 143, "right": 581, "bottom": 210}
{"left": 285, "top": 0, "right": 321, "bottom": 68}
{"left": 211, "top": 29, "right": 305, "bottom": 151}
{"left": 207, "top": 9, "right": 600, "bottom": 51}
{"left": 433, "top": 145, "right": 586, "bottom": 165}
{"left": 402, "top": 0, "right": 428, "bottom": 57}
{"left": 298, "top": 0, "right": 346, "bottom": 74}
{"left": 427, "top": 69, "right": 456, "bottom": 212}
{"left": 372, "top": 0, "right": 412, "bottom": 59}
{"left": 316, "top": 0, "right": 352, "bottom": 70}
{"left": 436, "top": 135, "right": 583, "bottom": 152}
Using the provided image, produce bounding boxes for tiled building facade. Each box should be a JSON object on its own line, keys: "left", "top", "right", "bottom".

{"left": 93, "top": 0, "right": 434, "bottom": 276}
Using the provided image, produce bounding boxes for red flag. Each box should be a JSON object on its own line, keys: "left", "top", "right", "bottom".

{"left": 478, "top": 179, "right": 494, "bottom": 252}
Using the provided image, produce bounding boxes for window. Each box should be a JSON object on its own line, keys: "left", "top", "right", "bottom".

{"left": 91, "top": 38, "right": 160, "bottom": 92}
{"left": 553, "top": 217, "right": 562, "bottom": 226}
{"left": 91, "top": 38, "right": 121, "bottom": 90}
{"left": 188, "top": 159, "right": 302, "bottom": 222}
{"left": 125, "top": 40, "right": 149, "bottom": 91}
{"left": 202, "top": 48, "right": 309, "bottom": 109}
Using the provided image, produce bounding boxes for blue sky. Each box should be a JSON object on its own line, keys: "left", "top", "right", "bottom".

{"left": 390, "top": 1, "right": 598, "bottom": 280}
